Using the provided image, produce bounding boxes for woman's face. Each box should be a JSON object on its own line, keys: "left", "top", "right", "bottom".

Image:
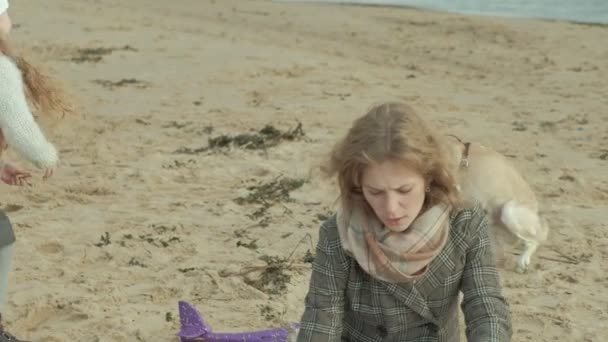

{"left": 361, "top": 159, "right": 427, "bottom": 232}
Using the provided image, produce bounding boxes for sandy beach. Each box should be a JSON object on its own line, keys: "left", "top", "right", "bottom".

{"left": 1, "top": 0, "right": 607, "bottom": 341}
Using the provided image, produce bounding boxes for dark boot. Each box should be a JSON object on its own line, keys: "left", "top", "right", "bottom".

{"left": 0, "top": 314, "right": 28, "bottom": 342}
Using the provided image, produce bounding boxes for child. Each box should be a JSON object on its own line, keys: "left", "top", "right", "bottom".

{"left": 0, "top": 2, "right": 70, "bottom": 339}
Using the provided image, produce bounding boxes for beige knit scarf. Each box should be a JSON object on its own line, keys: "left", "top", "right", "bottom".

{"left": 337, "top": 204, "right": 451, "bottom": 283}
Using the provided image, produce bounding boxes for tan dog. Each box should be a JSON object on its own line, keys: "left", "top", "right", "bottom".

{"left": 445, "top": 135, "right": 549, "bottom": 272}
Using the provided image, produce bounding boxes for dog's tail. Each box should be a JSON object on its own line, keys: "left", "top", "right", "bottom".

{"left": 500, "top": 200, "right": 549, "bottom": 243}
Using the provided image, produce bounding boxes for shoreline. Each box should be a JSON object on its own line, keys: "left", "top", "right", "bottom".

{"left": 275, "top": 0, "right": 608, "bottom": 25}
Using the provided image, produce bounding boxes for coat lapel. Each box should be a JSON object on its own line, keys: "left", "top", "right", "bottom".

{"left": 379, "top": 223, "right": 466, "bottom": 325}
{"left": 381, "top": 281, "right": 439, "bottom": 325}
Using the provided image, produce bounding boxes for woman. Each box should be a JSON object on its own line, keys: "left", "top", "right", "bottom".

{"left": 297, "top": 102, "right": 512, "bottom": 341}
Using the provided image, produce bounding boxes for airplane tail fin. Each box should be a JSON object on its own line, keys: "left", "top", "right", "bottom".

{"left": 177, "top": 301, "right": 211, "bottom": 341}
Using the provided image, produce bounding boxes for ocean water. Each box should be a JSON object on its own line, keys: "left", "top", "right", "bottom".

{"left": 277, "top": 0, "right": 608, "bottom": 24}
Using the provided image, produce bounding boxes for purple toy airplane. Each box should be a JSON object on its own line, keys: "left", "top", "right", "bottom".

{"left": 177, "top": 301, "right": 300, "bottom": 342}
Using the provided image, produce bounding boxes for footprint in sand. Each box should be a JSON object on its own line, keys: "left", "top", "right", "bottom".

{"left": 517, "top": 312, "right": 546, "bottom": 331}
{"left": 37, "top": 242, "right": 64, "bottom": 255}
{"left": 24, "top": 192, "right": 54, "bottom": 204}
{"left": 16, "top": 301, "right": 89, "bottom": 332}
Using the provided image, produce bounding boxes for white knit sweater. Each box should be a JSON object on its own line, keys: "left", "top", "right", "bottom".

{"left": 0, "top": 54, "right": 58, "bottom": 169}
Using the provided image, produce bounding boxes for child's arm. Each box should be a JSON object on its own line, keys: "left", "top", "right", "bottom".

{"left": 0, "top": 54, "right": 59, "bottom": 173}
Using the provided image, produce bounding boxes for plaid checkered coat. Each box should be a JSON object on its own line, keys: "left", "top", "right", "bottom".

{"left": 297, "top": 204, "right": 512, "bottom": 342}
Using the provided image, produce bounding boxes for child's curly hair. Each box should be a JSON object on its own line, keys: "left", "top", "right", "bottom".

{"left": 0, "top": 38, "right": 73, "bottom": 118}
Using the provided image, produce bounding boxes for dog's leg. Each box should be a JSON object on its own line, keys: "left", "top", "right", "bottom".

{"left": 500, "top": 200, "right": 545, "bottom": 272}
{"left": 517, "top": 240, "right": 539, "bottom": 273}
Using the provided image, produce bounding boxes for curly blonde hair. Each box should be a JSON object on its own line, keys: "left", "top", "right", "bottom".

{"left": 322, "top": 102, "right": 462, "bottom": 216}
{"left": 0, "top": 38, "right": 73, "bottom": 118}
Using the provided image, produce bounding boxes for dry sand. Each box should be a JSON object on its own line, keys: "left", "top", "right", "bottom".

{"left": 1, "top": 0, "right": 607, "bottom": 341}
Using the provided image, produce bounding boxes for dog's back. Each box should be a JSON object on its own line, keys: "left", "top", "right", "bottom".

{"left": 445, "top": 135, "right": 549, "bottom": 270}
{"left": 458, "top": 143, "right": 538, "bottom": 214}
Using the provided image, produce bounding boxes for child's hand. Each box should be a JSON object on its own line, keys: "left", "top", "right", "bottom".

{"left": 1, "top": 163, "right": 32, "bottom": 186}
{"left": 43, "top": 167, "right": 55, "bottom": 180}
